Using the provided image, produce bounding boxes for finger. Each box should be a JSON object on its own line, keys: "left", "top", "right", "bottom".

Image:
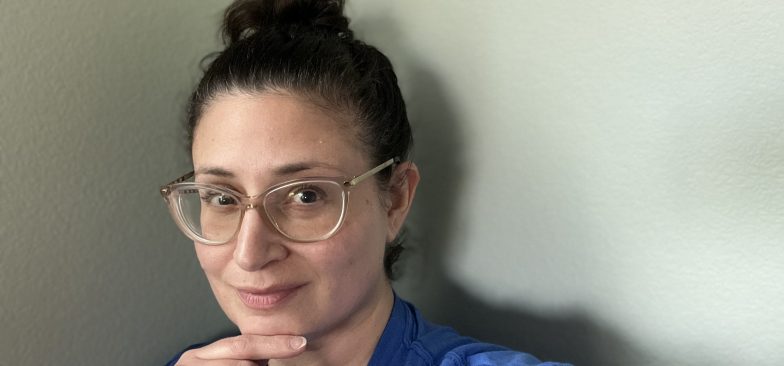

{"left": 176, "top": 355, "right": 262, "bottom": 366}
{"left": 176, "top": 355, "right": 261, "bottom": 366}
{"left": 193, "top": 335, "right": 307, "bottom": 360}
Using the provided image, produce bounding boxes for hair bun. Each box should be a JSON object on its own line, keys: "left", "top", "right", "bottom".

{"left": 223, "top": 0, "right": 352, "bottom": 45}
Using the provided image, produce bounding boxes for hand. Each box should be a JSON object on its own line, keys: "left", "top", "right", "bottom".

{"left": 175, "top": 334, "right": 307, "bottom": 365}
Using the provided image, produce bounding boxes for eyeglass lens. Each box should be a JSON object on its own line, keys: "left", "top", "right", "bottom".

{"left": 172, "top": 180, "right": 347, "bottom": 243}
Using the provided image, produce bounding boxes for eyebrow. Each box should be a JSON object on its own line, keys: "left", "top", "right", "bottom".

{"left": 195, "top": 167, "right": 234, "bottom": 177}
{"left": 194, "top": 161, "right": 342, "bottom": 178}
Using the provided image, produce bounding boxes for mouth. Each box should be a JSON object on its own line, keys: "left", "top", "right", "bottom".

{"left": 236, "top": 283, "right": 306, "bottom": 310}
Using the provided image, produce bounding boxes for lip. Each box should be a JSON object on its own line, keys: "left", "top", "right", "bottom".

{"left": 236, "top": 283, "right": 306, "bottom": 310}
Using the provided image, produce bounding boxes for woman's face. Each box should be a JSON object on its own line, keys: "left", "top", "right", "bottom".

{"left": 191, "top": 92, "right": 396, "bottom": 338}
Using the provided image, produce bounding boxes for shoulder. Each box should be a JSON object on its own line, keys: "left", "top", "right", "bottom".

{"left": 440, "top": 346, "right": 572, "bottom": 366}
{"left": 370, "top": 296, "right": 572, "bottom": 366}
{"left": 418, "top": 329, "right": 570, "bottom": 366}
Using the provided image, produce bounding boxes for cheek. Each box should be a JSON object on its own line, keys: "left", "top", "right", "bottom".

{"left": 316, "top": 201, "right": 388, "bottom": 281}
{"left": 308, "top": 242, "right": 380, "bottom": 305}
{"left": 306, "top": 237, "right": 360, "bottom": 281}
{"left": 194, "top": 244, "right": 233, "bottom": 278}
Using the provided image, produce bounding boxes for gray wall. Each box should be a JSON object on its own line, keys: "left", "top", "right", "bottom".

{"left": 0, "top": 1, "right": 234, "bottom": 364}
{"left": 1, "top": 1, "right": 782, "bottom": 365}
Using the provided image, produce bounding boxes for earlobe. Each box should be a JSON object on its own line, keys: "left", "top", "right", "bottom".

{"left": 386, "top": 162, "right": 420, "bottom": 242}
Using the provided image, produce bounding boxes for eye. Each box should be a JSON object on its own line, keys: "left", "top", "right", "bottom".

{"left": 288, "top": 184, "right": 327, "bottom": 205}
{"left": 202, "top": 191, "right": 238, "bottom": 206}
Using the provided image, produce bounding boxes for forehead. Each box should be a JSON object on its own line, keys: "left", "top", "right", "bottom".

{"left": 192, "top": 92, "right": 367, "bottom": 176}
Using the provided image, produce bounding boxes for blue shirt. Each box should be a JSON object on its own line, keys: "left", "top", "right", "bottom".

{"left": 167, "top": 295, "right": 571, "bottom": 365}
{"left": 368, "top": 295, "right": 569, "bottom": 365}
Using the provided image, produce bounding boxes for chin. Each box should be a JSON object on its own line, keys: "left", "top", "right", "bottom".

{"left": 229, "top": 305, "right": 313, "bottom": 336}
{"left": 236, "top": 316, "right": 295, "bottom": 335}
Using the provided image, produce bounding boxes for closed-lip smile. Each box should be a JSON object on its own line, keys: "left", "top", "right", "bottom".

{"left": 236, "top": 283, "right": 306, "bottom": 310}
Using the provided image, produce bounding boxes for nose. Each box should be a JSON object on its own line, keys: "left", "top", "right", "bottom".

{"left": 233, "top": 207, "right": 288, "bottom": 271}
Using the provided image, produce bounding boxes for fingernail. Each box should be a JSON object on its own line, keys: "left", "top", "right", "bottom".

{"left": 290, "top": 336, "right": 307, "bottom": 350}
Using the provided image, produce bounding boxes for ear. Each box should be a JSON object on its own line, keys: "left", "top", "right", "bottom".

{"left": 385, "top": 162, "right": 420, "bottom": 243}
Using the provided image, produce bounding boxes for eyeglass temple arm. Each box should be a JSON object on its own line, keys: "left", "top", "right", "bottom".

{"left": 347, "top": 158, "right": 399, "bottom": 186}
{"left": 160, "top": 171, "right": 195, "bottom": 197}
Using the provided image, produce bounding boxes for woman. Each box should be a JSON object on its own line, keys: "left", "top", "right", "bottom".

{"left": 160, "top": 0, "right": 569, "bottom": 365}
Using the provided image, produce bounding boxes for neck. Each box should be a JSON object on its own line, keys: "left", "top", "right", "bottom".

{"left": 272, "top": 282, "right": 394, "bottom": 366}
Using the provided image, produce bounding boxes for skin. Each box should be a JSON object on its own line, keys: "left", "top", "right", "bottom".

{"left": 176, "top": 91, "right": 419, "bottom": 366}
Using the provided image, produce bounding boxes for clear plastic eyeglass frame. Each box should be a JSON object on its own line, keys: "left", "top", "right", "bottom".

{"left": 160, "top": 158, "right": 398, "bottom": 245}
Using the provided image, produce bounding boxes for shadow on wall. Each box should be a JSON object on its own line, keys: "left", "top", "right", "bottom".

{"left": 399, "top": 67, "right": 656, "bottom": 366}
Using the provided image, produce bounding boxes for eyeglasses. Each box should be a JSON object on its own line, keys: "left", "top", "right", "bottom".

{"left": 160, "top": 158, "right": 397, "bottom": 245}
